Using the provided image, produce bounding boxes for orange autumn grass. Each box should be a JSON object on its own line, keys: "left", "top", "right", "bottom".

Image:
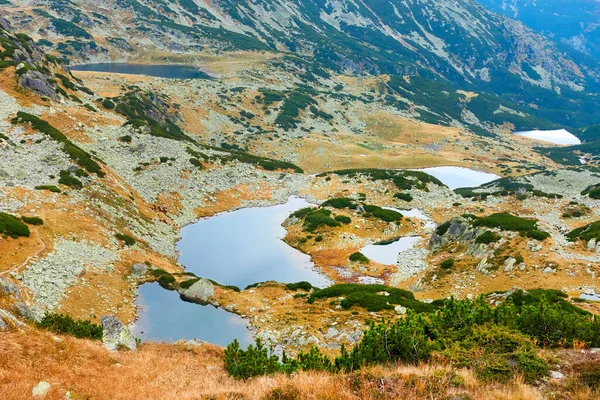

{"left": 0, "top": 328, "right": 576, "bottom": 400}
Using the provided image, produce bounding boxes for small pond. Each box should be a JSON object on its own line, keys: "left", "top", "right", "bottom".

{"left": 419, "top": 166, "right": 500, "bottom": 190}
{"left": 132, "top": 282, "right": 252, "bottom": 346}
{"left": 177, "top": 196, "right": 331, "bottom": 289}
{"left": 70, "top": 63, "right": 212, "bottom": 79}
{"left": 514, "top": 129, "right": 581, "bottom": 145}
{"left": 360, "top": 237, "right": 421, "bottom": 265}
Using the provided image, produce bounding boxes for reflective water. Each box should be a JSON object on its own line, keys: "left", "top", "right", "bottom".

{"left": 70, "top": 63, "right": 212, "bottom": 79}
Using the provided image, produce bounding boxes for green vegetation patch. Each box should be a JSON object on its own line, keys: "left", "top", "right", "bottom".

{"left": 115, "top": 233, "right": 135, "bottom": 246}
{"left": 472, "top": 213, "right": 550, "bottom": 240}
{"left": 285, "top": 281, "right": 313, "bottom": 291}
{"left": 225, "top": 288, "right": 597, "bottom": 382}
{"left": 348, "top": 252, "right": 369, "bottom": 264}
{"left": 320, "top": 198, "right": 357, "bottom": 209}
{"left": 308, "top": 284, "right": 432, "bottom": 313}
{"left": 476, "top": 230, "right": 501, "bottom": 244}
{"left": 0, "top": 212, "right": 31, "bottom": 238}
{"left": 34, "top": 185, "right": 61, "bottom": 193}
{"left": 37, "top": 313, "right": 102, "bottom": 340}
{"left": 362, "top": 205, "right": 402, "bottom": 222}
{"left": 302, "top": 209, "right": 341, "bottom": 232}
{"left": 319, "top": 169, "right": 444, "bottom": 191}
{"left": 566, "top": 220, "right": 600, "bottom": 243}
{"left": 21, "top": 216, "right": 43, "bottom": 225}
{"left": 12, "top": 112, "right": 104, "bottom": 177}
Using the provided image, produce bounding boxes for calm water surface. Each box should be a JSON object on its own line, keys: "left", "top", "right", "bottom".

{"left": 133, "top": 283, "right": 252, "bottom": 346}
{"left": 70, "top": 63, "right": 212, "bottom": 79}
{"left": 177, "top": 197, "right": 331, "bottom": 289}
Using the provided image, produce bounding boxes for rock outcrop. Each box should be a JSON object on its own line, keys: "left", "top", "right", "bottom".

{"left": 101, "top": 315, "right": 137, "bottom": 351}
{"left": 178, "top": 278, "right": 215, "bottom": 304}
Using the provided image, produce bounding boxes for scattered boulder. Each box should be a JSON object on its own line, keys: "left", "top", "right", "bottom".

{"left": 101, "top": 315, "right": 137, "bottom": 352}
{"left": 32, "top": 381, "right": 50, "bottom": 397}
{"left": 178, "top": 278, "right": 214, "bottom": 303}
{"left": 0, "top": 316, "right": 7, "bottom": 330}
{"left": 18, "top": 70, "right": 59, "bottom": 100}
{"left": 0, "top": 278, "right": 21, "bottom": 298}
{"left": 184, "top": 339, "right": 207, "bottom": 347}
{"left": 394, "top": 305, "right": 407, "bottom": 315}
{"left": 130, "top": 263, "right": 148, "bottom": 279}
{"left": 550, "top": 370, "right": 565, "bottom": 380}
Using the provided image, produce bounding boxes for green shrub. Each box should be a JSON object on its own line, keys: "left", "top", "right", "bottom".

{"left": 158, "top": 273, "right": 176, "bottom": 286}
{"left": 566, "top": 220, "right": 600, "bottom": 243}
{"left": 362, "top": 205, "right": 402, "bottom": 222}
{"left": 321, "top": 198, "right": 356, "bottom": 209}
{"left": 0, "top": 212, "right": 31, "bottom": 238}
{"left": 476, "top": 230, "right": 501, "bottom": 244}
{"left": 102, "top": 99, "right": 115, "bottom": 109}
{"left": 58, "top": 170, "right": 83, "bottom": 188}
{"left": 285, "top": 281, "right": 313, "bottom": 291}
{"left": 225, "top": 288, "right": 598, "bottom": 382}
{"left": 315, "top": 235, "right": 323, "bottom": 242}
{"left": 292, "top": 207, "right": 314, "bottom": 219}
{"left": 303, "top": 209, "right": 341, "bottom": 232}
{"left": 436, "top": 221, "right": 452, "bottom": 236}
{"left": 12, "top": 112, "right": 104, "bottom": 177}
{"left": 473, "top": 213, "right": 549, "bottom": 240}
{"left": 349, "top": 252, "right": 369, "bottom": 264}
{"left": 37, "top": 313, "right": 102, "bottom": 340}
{"left": 34, "top": 185, "right": 61, "bottom": 193}
{"left": 440, "top": 258, "right": 455, "bottom": 270}
{"left": 115, "top": 233, "right": 135, "bottom": 246}
{"left": 21, "top": 216, "right": 43, "bottom": 225}
{"left": 334, "top": 215, "right": 351, "bottom": 224}
{"left": 119, "top": 135, "right": 132, "bottom": 143}
{"left": 394, "top": 192, "right": 413, "bottom": 202}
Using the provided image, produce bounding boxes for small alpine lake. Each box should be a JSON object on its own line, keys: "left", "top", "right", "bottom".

{"left": 177, "top": 196, "right": 331, "bottom": 290}
{"left": 132, "top": 282, "right": 252, "bottom": 346}
{"left": 70, "top": 63, "right": 213, "bottom": 79}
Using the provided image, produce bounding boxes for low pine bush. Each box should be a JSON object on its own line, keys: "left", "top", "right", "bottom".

{"left": 0, "top": 212, "right": 30, "bottom": 238}
{"left": 37, "top": 313, "right": 102, "bottom": 340}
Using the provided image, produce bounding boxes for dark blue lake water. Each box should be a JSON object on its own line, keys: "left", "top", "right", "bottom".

{"left": 70, "top": 63, "right": 212, "bottom": 79}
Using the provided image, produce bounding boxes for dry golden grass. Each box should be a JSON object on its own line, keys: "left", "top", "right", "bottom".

{"left": 0, "top": 329, "right": 552, "bottom": 400}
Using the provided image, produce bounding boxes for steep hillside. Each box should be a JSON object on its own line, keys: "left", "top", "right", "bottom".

{"left": 477, "top": 0, "right": 600, "bottom": 59}
{"left": 3, "top": 0, "right": 600, "bottom": 132}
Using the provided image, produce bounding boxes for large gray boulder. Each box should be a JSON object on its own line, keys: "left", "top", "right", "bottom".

{"left": 178, "top": 278, "right": 214, "bottom": 304}
{"left": 17, "top": 70, "right": 59, "bottom": 100}
{"left": 101, "top": 315, "right": 137, "bottom": 352}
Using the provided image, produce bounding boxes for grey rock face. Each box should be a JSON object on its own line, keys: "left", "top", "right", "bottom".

{"left": 0, "top": 278, "right": 20, "bottom": 298}
{"left": 178, "top": 278, "right": 214, "bottom": 303}
{"left": 430, "top": 217, "right": 485, "bottom": 250}
{"left": 101, "top": 315, "right": 137, "bottom": 351}
{"left": 0, "top": 17, "right": 12, "bottom": 31}
{"left": 17, "top": 70, "right": 59, "bottom": 100}
{"left": 131, "top": 263, "right": 148, "bottom": 278}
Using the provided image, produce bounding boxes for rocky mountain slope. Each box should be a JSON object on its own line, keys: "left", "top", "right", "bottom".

{"left": 476, "top": 0, "right": 600, "bottom": 59}
{"left": 3, "top": 0, "right": 600, "bottom": 133}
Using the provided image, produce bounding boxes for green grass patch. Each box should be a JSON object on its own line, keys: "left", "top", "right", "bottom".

{"left": 34, "top": 185, "right": 61, "bottom": 193}
{"left": 21, "top": 216, "right": 43, "bottom": 225}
